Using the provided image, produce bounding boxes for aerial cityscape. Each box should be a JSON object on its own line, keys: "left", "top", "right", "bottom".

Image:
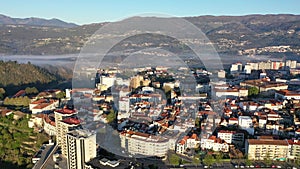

{"left": 1, "top": 1, "right": 300, "bottom": 169}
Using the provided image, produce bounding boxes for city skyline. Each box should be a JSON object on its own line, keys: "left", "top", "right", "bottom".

{"left": 0, "top": 0, "right": 299, "bottom": 24}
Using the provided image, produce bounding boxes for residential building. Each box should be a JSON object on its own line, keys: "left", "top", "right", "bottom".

{"left": 54, "top": 108, "right": 79, "bottom": 157}
{"left": 218, "top": 130, "right": 245, "bottom": 146}
{"left": 43, "top": 114, "right": 56, "bottom": 136}
{"left": 29, "top": 99, "right": 59, "bottom": 114}
{"left": 288, "top": 140, "right": 300, "bottom": 160}
{"left": 238, "top": 116, "right": 254, "bottom": 135}
{"left": 246, "top": 138, "right": 289, "bottom": 161}
{"left": 240, "top": 79, "right": 288, "bottom": 92}
{"left": 275, "top": 90, "right": 300, "bottom": 100}
{"left": 120, "top": 131, "right": 169, "bottom": 157}
{"left": 230, "top": 62, "right": 243, "bottom": 74}
{"left": 66, "top": 129, "right": 96, "bottom": 169}
{"left": 200, "top": 135, "right": 229, "bottom": 152}
{"left": 217, "top": 70, "right": 226, "bottom": 78}
{"left": 176, "top": 134, "right": 200, "bottom": 154}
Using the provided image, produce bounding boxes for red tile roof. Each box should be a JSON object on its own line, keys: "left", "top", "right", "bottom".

{"left": 62, "top": 117, "right": 80, "bottom": 125}
{"left": 55, "top": 108, "right": 76, "bottom": 114}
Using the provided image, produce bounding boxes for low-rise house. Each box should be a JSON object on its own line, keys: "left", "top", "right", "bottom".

{"left": 29, "top": 99, "right": 59, "bottom": 114}
{"left": 176, "top": 134, "right": 200, "bottom": 154}
{"left": 201, "top": 135, "right": 229, "bottom": 152}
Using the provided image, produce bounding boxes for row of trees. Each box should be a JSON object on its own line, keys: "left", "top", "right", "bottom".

{"left": 3, "top": 96, "right": 31, "bottom": 107}
{"left": 24, "top": 87, "right": 38, "bottom": 94}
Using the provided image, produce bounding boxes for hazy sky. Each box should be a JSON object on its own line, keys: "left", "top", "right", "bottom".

{"left": 1, "top": 0, "right": 299, "bottom": 25}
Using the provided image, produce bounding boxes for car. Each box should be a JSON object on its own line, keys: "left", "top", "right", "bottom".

{"left": 277, "top": 166, "right": 282, "bottom": 168}
{"left": 204, "top": 165, "right": 209, "bottom": 168}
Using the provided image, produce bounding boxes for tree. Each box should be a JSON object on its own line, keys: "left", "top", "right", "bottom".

{"left": 265, "top": 152, "right": 272, "bottom": 166}
{"left": 245, "top": 158, "right": 252, "bottom": 166}
{"left": 25, "top": 87, "right": 39, "bottom": 94}
{"left": 169, "top": 154, "right": 181, "bottom": 166}
{"left": 203, "top": 154, "right": 214, "bottom": 167}
{"left": 192, "top": 156, "right": 201, "bottom": 167}
{"left": 106, "top": 109, "right": 116, "bottom": 123}
{"left": 195, "top": 117, "right": 201, "bottom": 127}
{"left": 248, "top": 86, "right": 259, "bottom": 97}
{"left": 215, "top": 153, "right": 223, "bottom": 166}
{"left": 56, "top": 91, "right": 66, "bottom": 99}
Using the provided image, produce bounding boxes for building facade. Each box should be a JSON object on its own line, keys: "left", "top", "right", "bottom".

{"left": 66, "top": 129, "right": 96, "bottom": 169}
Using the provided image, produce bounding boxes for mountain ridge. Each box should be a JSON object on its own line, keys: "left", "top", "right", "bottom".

{"left": 0, "top": 14, "right": 78, "bottom": 28}
{"left": 0, "top": 14, "right": 300, "bottom": 56}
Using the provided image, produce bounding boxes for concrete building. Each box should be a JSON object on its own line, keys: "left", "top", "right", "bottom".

{"left": 176, "top": 134, "right": 200, "bottom": 154}
{"left": 29, "top": 99, "right": 59, "bottom": 114}
{"left": 214, "top": 88, "right": 248, "bottom": 98}
{"left": 275, "top": 90, "right": 300, "bottom": 100}
{"left": 240, "top": 79, "right": 288, "bottom": 92}
{"left": 66, "top": 129, "right": 96, "bottom": 169}
{"left": 120, "top": 131, "right": 169, "bottom": 157}
{"left": 238, "top": 116, "right": 254, "bottom": 135}
{"left": 200, "top": 135, "right": 229, "bottom": 152}
{"left": 246, "top": 138, "right": 289, "bottom": 161}
{"left": 288, "top": 140, "right": 300, "bottom": 160}
{"left": 57, "top": 117, "right": 81, "bottom": 157}
{"left": 100, "top": 76, "right": 116, "bottom": 88}
{"left": 43, "top": 114, "right": 56, "bottom": 136}
{"left": 217, "top": 70, "right": 226, "bottom": 78}
{"left": 54, "top": 108, "right": 79, "bottom": 157}
{"left": 230, "top": 62, "right": 243, "bottom": 74}
{"left": 217, "top": 130, "right": 245, "bottom": 146}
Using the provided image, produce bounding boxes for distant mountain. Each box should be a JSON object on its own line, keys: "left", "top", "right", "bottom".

{"left": 0, "top": 14, "right": 78, "bottom": 28}
{"left": 0, "top": 14, "right": 300, "bottom": 56}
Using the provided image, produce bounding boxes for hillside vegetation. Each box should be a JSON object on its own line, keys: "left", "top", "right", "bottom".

{"left": 0, "top": 61, "right": 57, "bottom": 87}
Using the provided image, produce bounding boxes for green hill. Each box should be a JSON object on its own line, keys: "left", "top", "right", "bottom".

{"left": 0, "top": 61, "right": 57, "bottom": 87}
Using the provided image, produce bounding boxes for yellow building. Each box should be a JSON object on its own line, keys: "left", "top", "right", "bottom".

{"left": 246, "top": 138, "right": 289, "bottom": 161}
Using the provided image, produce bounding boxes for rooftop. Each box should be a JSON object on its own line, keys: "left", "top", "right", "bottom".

{"left": 247, "top": 139, "right": 288, "bottom": 146}
{"left": 62, "top": 117, "right": 81, "bottom": 125}
{"left": 55, "top": 108, "right": 76, "bottom": 115}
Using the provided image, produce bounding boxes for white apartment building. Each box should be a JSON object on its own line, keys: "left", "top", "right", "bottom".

{"left": 118, "top": 97, "right": 130, "bottom": 113}
{"left": 120, "top": 131, "right": 170, "bottom": 157}
{"left": 100, "top": 76, "right": 116, "bottom": 88}
{"left": 66, "top": 129, "right": 96, "bottom": 169}
{"left": 217, "top": 130, "right": 245, "bottom": 146}
{"left": 238, "top": 116, "right": 254, "bottom": 135}
{"left": 230, "top": 62, "right": 243, "bottom": 74}
{"left": 54, "top": 108, "right": 79, "bottom": 157}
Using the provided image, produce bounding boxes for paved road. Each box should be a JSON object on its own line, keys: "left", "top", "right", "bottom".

{"left": 32, "top": 144, "right": 57, "bottom": 169}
